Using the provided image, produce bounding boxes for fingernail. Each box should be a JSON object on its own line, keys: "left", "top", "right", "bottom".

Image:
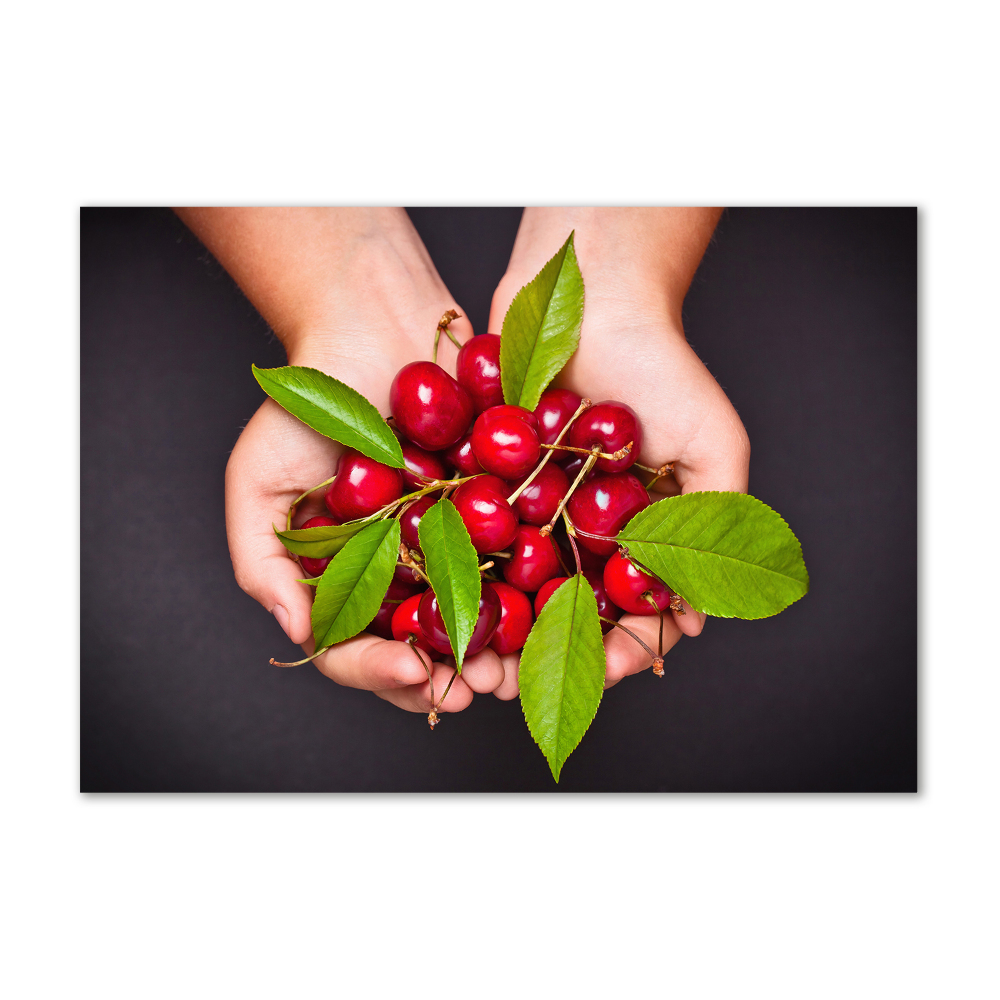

{"left": 271, "top": 603, "right": 291, "bottom": 638}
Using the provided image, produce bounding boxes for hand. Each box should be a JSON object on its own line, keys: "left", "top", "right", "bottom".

{"left": 176, "top": 208, "right": 504, "bottom": 715}
{"left": 487, "top": 208, "right": 750, "bottom": 698}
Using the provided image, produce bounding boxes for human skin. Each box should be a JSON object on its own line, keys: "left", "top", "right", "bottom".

{"left": 485, "top": 208, "right": 750, "bottom": 701}
{"left": 173, "top": 208, "right": 504, "bottom": 715}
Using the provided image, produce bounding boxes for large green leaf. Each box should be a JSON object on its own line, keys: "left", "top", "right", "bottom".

{"left": 275, "top": 516, "right": 378, "bottom": 558}
{"left": 616, "top": 492, "right": 809, "bottom": 619}
{"left": 519, "top": 574, "right": 606, "bottom": 783}
{"left": 417, "top": 498, "right": 481, "bottom": 673}
{"left": 311, "top": 519, "right": 401, "bottom": 647}
{"left": 499, "top": 232, "right": 584, "bottom": 412}
{"left": 253, "top": 364, "right": 405, "bottom": 469}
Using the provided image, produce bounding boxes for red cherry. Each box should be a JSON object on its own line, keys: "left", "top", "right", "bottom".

{"left": 443, "top": 432, "right": 484, "bottom": 477}
{"left": 298, "top": 515, "right": 339, "bottom": 577}
{"left": 568, "top": 400, "right": 643, "bottom": 473}
{"left": 391, "top": 593, "right": 435, "bottom": 654}
{"left": 507, "top": 462, "right": 569, "bottom": 527}
{"left": 487, "top": 581, "right": 534, "bottom": 655}
{"left": 399, "top": 438, "right": 447, "bottom": 489}
{"left": 533, "top": 576, "right": 569, "bottom": 616}
{"left": 503, "top": 525, "right": 562, "bottom": 593}
{"left": 390, "top": 361, "right": 474, "bottom": 451}
{"left": 471, "top": 404, "right": 541, "bottom": 479}
{"left": 533, "top": 388, "right": 582, "bottom": 457}
{"left": 369, "top": 578, "right": 423, "bottom": 639}
{"left": 451, "top": 475, "right": 519, "bottom": 554}
{"left": 565, "top": 472, "right": 650, "bottom": 557}
{"left": 456, "top": 333, "right": 504, "bottom": 414}
{"left": 325, "top": 449, "right": 405, "bottom": 521}
{"left": 559, "top": 452, "right": 599, "bottom": 484}
{"left": 417, "top": 586, "right": 502, "bottom": 657}
{"left": 400, "top": 495, "right": 438, "bottom": 551}
{"left": 602, "top": 551, "right": 671, "bottom": 615}
{"left": 533, "top": 570, "right": 622, "bottom": 631}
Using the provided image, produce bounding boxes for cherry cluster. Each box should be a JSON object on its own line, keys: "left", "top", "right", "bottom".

{"left": 295, "top": 333, "right": 674, "bottom": 662}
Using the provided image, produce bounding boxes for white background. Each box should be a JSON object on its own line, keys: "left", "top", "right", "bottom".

{"left": 1, "top": 1, "right": 996, "bottom": 997}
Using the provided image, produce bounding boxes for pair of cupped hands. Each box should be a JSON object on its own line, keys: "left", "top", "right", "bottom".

{"left": 177, "top": 207, "right": 749, "bottom": 718}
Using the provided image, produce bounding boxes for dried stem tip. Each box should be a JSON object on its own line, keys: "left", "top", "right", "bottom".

{"left": 652, "top": 658, "right": 665, "bottom": 677}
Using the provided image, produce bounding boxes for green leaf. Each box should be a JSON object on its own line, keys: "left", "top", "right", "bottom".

{"left": 253, "top": 364, "right": 405, "bottom": 469}
{"left": 417, "top": 498, "right": 481, "bottom": 672}
{"left": 616, "top": 492, "right": 809, "bottom": 619}
{"left": 275, "top": 516, "right": 379, "bottom": 558}
{"left": 311, "top": 519, "right": 401, "bottom": 647}
{"left": 499, "top": 231, "right": 584, "bottom": 411}
{"left": 519, "top": 574, "right": 606, "bottom": 783}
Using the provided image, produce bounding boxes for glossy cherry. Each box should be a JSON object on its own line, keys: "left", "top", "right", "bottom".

{"left": 533, "top": 570, "right": 622, "bottom": 631}
{"left": 558, "top": 452, "right": 599, "bottom": 484}
{"left": 533, "top": 388, "right": 582, "bottom": 457}
{"left": 390, "top": 361, "right": 474, "bottom": 451}
{"left": 487, "top": 582, "right": 534, "bottom": 655}
{"left": 507, "top": 462, "right": 569, "bottom": 527}
{"left": 443, "top": 432, "right": 484, "bottom": 477}
{"left": 602, "top": 551, "right": 672, "bottom": 615}
{"left": 325, "top": 449, "right": 405, "bottom": 521}
{"left": 503, "top": 525, "right": 563, "bottom": 593}
{"left": 399, "top": 495, "right": 438, "bottom": 551}
{"left": 456, "top": 333, "right": 504, "bottom": 414}
{"left": 565, "top": 472, "right": 650, "bottom": 557}
{"left": 418, "top": 585, "right": 502, "bottom": 657}
{"left": 399, "top": 438, "right": 447, "bottom": 489}
{"left": 471, "top": 404, "right": 541, "bottom": 479}
{"left": 391, "top": 593, "right": 435, "bottom": 654}
{"left": 369, "top": 578, "right": 423, "bottom": 640}
{"left": 297, "top": 515, "right": 339, "bottom": 577}
{"left": 569, "top": 400, "right": 643, "bottom": 473}
{"left": 451, "top": 475, "right": 519, "bottom": 554}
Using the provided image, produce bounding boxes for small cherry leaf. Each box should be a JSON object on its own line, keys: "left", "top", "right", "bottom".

{"left": 311, "top": 518, "right": 400, "bottom": 648}
{"left": 616, "top": 492, "right": 809, "bottom": 619}
{"left": 519, "top": 573, "right": 606, "bottom": 783}
{"left": 275, "top": 515, "right": 380, "bottom": 558}
{"left": 253, "top": 364, "right": 405, "bottom": 469}
{"left": 499, "top": 231, "right": 584, "bottom": 412}
{"left": 417, "top": 498, "right": 481, "bottom": 673}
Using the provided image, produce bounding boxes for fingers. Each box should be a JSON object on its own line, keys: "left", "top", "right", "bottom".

{"left": 374, "top": 663, "right": 475, "bottom": 714}
{"left": 225, "top": 399, "right": 342, "bottom": 645}
{"left": 311, "top": 635, "right": 435, "bottom": 690}
{"left": 493, "top": 653, "right": 521, "bottom": 700}
{"left": 458, "top": 648, "right": 505, "bottom": 694}
{"left": 673, "top": 601, "right": 707, "bottom": 637}
{"left": 603, "top": 613, "right": 683, "bottom": 689}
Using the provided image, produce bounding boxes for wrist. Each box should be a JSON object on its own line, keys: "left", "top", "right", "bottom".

{"left": 502, "top": 207, "right": 722, "bottom": 328}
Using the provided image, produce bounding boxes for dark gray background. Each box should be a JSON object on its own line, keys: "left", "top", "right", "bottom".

{"left": 81, "top": 207, "right": 916, "bottom": 792}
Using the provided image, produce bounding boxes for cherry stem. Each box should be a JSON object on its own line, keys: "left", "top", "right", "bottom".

{"left": 538, "top": 449, "right": 600, "bottom": 537}
{"left": 633, "top": 460, "right": 675, "bottom": 477}
{"left": 506, "top": 398, "right": 592, "bottom": 505}
{"left": 285, "top": 475, "right": 338, "bottom": 530}
{"left": 407, "top": 636, "right": 439, "bottom": 728}
{"left": 269, "top": 645, "right": 332, "bottom": 668}
{"left": 598, "top": 617, "right": 658, "bottom": 662}
{"left": 563, "top": 512, "right": 583, "bottom": 575}
{"left": 484, "top": 551, "right": 511, "bottom": 558}
{"left": 432, "top": 309, "right": 462, "bottom": 364}
{"left": 570, "top": 525, "right": 620, "bottom": 546}
{"left": 435, "top": 666, "right": 459, "bottom": 711}
{"left": 478, "top": 561, "right": 495, "bottom": 573}
{"left": 538, "top": 440, "right": 632, "bottom": 462}
{"left": 398, "top": 545, "right": 431, "bottom": 584}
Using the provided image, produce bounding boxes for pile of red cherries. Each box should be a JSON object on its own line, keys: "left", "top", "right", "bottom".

{"left": 296, "top": 334, "right": 672, "bottom": 660}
